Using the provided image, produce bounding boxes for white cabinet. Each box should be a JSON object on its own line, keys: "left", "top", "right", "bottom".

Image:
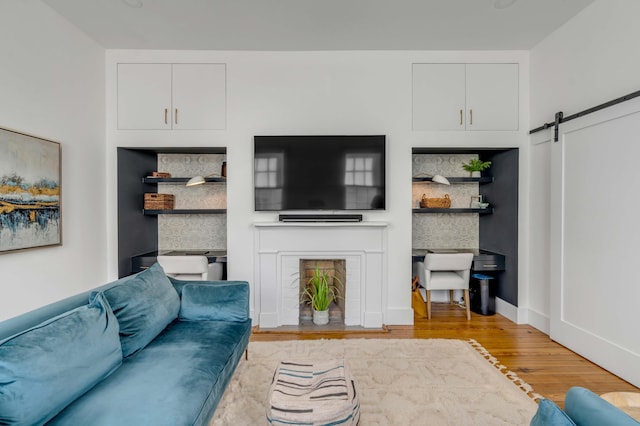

{"left": 117, "top": 64, "right": 171, "bottom": 130}
{"left": 172, "top": 64, "right": 226, "bottom": 130}
{"left": 466, "top": 64, "right": 519, "bottom": 131}
{"left": 117, "top": 63, "right": 226, "bottom": 130}
{"left": 412, "top": 63, "right": 518, "bottom": 131}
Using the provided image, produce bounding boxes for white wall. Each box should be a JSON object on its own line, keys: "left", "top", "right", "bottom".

{"left": 0, "top": 1, "right": 106, "bottom": 321}
{"left": 530, "top": 0, "right": 640, "bottom": 126}
{"left": 106, "top": 50, "right": 529, "bottom": 325}
{"left": 527, "top": 0, "right": 640, "bottom": 333}
{"left": 0, "top": 6, "right": 532, "bottom": 326}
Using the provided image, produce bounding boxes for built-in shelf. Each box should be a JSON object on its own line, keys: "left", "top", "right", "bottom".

{"left": 412, "top": 208, "right": 493, "bottom": 215}
{"left": 142, "top": 177, "right": 226, "bottom": 184}
{"left": 143, "top": 209, "right": 227, "bottom": 215}
{"left": 142, "top": 176, "right": 227, "bottom": 216}
{"left": 412, "top": 176, "right": 493, "bottom": 214}
{"left": 412, "top": 176, "right": 493, "bottom": 183}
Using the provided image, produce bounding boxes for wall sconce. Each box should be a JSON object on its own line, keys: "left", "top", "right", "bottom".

{"left": 430, "top": 174, "right": 450, "bottom": 185}
{"left": 186, "top": 175, "right": 207, "bottom": 186}
{"left": 186, "top": 157, "right": 226, "bottom": 186}
{"left": 413, "top": 173, "right": 451, "bottom": 185}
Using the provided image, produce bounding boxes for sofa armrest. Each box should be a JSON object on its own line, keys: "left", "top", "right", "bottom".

{"left": 565, "top": 387, "right": 639, "bottom": 426}
{"left": 178, "top": 281, "right": 250, "bottom": 322}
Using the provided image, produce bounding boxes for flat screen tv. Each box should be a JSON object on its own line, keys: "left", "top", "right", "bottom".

{"left": 254, "top": 135, "right": 385, "bottom": 211}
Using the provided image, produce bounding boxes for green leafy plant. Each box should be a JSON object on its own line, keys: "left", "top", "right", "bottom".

{"left": 462, "top": 158, "right": 492, "bottom": 173}
{"left": 301, "top": 264, "right": 342, "bottom": 312}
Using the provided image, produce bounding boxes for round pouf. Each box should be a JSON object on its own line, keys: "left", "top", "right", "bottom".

{"left": 266, "top": 359, "right": 360, "bottom": 425}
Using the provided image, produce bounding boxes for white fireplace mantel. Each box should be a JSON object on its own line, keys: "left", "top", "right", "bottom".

{"left": 253, "top": 221, "right": 388, "bottom": 328}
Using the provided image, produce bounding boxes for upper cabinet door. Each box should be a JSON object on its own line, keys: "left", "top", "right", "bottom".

{"left": 117, "top": 64, "right": 172, "bottom": 130}
{"left": 412, "top": 63, "right": 519, "bottom": 131}
{"left": 117, "top": 63, "right": 226, "bottom": 130}
{"left": 412, "top": 63, "right": 466, "bottom": 131}
{"left": 466, "top": 64, "right": 519, "bottom": 131}
{"left": 172, "top": 64, "right": 226, "bottom": 130}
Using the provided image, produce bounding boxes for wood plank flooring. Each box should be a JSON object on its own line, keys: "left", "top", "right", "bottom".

{"left": 250, "top": 302, "right": 639, "bottom": 408}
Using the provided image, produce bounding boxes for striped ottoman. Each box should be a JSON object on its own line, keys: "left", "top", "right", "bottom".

{"left": 266, "top": 359, "right": 360, "bottom": 425}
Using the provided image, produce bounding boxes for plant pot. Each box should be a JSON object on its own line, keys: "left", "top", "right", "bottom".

{"left": 471, "top": 171, "right": 481, "bottom": 178}
{"left": 313, "top": 309, "right": 329, "bottom": 325}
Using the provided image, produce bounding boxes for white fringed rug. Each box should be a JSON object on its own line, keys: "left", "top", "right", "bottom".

{"left": 210, "top": 339, "right": 539, "bottom": 425}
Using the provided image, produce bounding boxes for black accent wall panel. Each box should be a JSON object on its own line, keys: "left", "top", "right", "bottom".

{"left": 117, "top": 148, "right": 158, "bottom": 277}
{"left": 479, "top": 149, "right": 519, "bottom": 306}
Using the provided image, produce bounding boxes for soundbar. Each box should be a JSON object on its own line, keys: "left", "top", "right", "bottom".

{"left": 278, "top": 214, "right": 363, "bottom": 223}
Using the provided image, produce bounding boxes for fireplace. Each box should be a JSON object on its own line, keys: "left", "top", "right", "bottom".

{"left": 253, "top": 222, "right": 387, "bottom": 328}
{"left": 299, "top": 259, "right": 346, "bottom": 325}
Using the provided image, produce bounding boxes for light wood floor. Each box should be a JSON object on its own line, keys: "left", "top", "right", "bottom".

{"left": 251, "top": 302, "right": 639, "bottom": 408}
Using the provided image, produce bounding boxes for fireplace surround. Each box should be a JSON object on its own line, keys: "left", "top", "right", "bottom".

{"left": 253, "top": 222, "right": 387, "bottom": 328}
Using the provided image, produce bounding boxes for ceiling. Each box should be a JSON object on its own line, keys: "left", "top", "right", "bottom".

{"left": 43, "top": 0, "right": 594, "bottom": 51}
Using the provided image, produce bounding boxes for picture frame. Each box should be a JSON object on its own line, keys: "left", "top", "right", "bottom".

{"left": 0, "top": 127, "right": 62, "bottom": 253}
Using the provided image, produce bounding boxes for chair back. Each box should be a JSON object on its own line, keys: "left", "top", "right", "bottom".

{"left": 157, "top": 255, "right": 209, "bottom": 280}
{"left": 424, "top": 252, "right": 473, "bottom": 272}
{"left": 422, "top": 252, "right": 475, "bottom": 319}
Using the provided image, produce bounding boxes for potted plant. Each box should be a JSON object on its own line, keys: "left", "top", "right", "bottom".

{"left": 301, "top": 264, "right": 342, "bottom": 325}
{"left": 462, "top": 158, "right": 491, "bottom": 177}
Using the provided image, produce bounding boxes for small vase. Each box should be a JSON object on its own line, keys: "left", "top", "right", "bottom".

{"left": 313, "top": 309, "right": 329, "bottom": 325}
{"left": 471, "top": 171, "right": 481, "bottom": 178}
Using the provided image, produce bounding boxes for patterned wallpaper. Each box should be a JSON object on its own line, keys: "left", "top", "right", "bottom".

{"left": 156, "top": 154, "right": 227, "bottom": 250}
{"left": 412, "top": 153, "right": 480, "bottom": 250}
{"left": 152, "top": 153, "right": 480, "bottom": 251}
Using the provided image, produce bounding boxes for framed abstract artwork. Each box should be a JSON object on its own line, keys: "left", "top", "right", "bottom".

{"left": 0, "top": 127, "right": 61, "bottom": 253}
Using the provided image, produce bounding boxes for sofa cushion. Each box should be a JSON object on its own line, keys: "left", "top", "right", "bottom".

{"left": 530, "top": 398, "right": 576, "bottom": 426}
{"left": 102, "top": 262, "right": 180, "bottom": 357}
{"left": 180, "top": 281, "right": 250, "bottom": 322}
{"left": 0, "top": 293, "right": 122, "bottom": 426}
{"left": 47, "top": 319, "right": 252, "bottom": 426}
{"left": 564, "top": 386, "right": 640, "bottom": 426}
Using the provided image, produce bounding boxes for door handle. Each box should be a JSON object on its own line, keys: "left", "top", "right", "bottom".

{"left": 469, "top": 109, "right": 473, "bottom": 125}
{"left": 459, "top": 109, "right": 463, "bottom": 126}
{"left": 164, "top": 108, "right": 168, "bottom": 124}
{"left": 175, "top": 108, "right": 178, "bottom": 125}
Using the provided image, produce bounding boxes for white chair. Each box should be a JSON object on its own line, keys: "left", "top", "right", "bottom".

{"left": 207, "top": 262, "right": 224, "bottom": 281}
{"left": 422, "top": 252, "right": 474, "bottom": 320}
{"left": 157, "top": 255, "right": 209, "bottom": 281}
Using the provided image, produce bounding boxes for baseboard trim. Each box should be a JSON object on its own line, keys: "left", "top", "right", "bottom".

{"left": 384, "top": 307, "right": 414, "bottom": 325}
{"left": 258, "top": 312, "right": 279, "bottom": 328}
{"left": 525, "top": 308, "right": 550, "bottom": 335}
{"left": 363, "top": 311, "right": 384, "bottom": 328}
{"left": 495, "top": 298, "right": 530, "bottom": 325}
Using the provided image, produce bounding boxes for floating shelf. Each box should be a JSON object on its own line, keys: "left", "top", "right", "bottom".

{"left": 412, "top": 208, "right": 493, "bottom": 215}
{"left": 412, "top": 176, "right": 493, "bottom": 183}
{"left": 142, "top": 177, "right": 226, "bottom": 184}
{"left": 143, "top": 209, "right": 227, "bottom": 215}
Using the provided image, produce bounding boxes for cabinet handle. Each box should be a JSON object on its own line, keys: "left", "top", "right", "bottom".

{"left": 164, "top": 108, "right": 168, "bottom": 124}
{"left": 483, "top": 264, "right": 498, "bottom": 268}
{"left": 469, "top": 109, "right": 473, "bottom": 125}
{"left": 459, "top": 109, "right": 463, "bottom": 126}
{"left": 175, "top": 108, "right": 178, "bottom": 125}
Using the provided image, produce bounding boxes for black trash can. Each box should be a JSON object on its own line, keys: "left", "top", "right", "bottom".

{"left": 470, "top": 273, "right": 496, "bottom": 315}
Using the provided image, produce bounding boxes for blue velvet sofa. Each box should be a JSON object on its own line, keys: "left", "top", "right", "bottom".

{"left": 531, "top": 386, "right": 639, "bottom": 425}
{"left": 0, "top": 263, "right": 251, "bottom": 426}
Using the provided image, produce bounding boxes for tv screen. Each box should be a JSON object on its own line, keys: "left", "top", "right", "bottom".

{"left": 254, "top": 135, "right": 385, "bottom": 211}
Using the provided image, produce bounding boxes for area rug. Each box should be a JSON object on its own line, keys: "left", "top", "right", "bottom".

{"left": 210, "top": 339, "right": 539, "bottom": 425}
